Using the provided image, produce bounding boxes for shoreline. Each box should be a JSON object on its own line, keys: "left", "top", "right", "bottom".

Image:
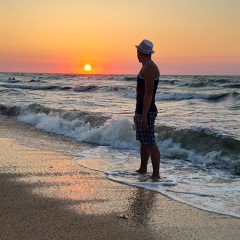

{"left": 0, "top": 115, "right": 240, "bottom": 240}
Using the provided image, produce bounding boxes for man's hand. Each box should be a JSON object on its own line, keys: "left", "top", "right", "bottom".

{"left": 141, "top": 116, "right": 148, "bottom": 130}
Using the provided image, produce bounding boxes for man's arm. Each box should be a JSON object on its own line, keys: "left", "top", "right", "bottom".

{"left": 141, "top": 64, "right": 155, "bottom": 128}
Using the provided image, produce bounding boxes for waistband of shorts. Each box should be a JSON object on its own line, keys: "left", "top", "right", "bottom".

{"left": 135, "top": 111, "right": 157, "bottom": 116}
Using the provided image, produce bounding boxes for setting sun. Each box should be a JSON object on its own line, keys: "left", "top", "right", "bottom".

{"left": 84, "top": 64, "right": 92, "bottom": 72}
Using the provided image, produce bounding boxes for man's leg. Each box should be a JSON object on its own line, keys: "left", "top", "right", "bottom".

{"left": 149, "top": 144, "right": 160, "bottom": 180}
{"left": 136, "top": 144, "right": 150, "bottom": 173}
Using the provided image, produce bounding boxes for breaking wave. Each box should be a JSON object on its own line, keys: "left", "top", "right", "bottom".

{"left": 1, "top": 103, "right": 239, "bottom": 172}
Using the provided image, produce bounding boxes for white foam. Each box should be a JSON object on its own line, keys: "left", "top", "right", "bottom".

{"left": 78, "top": 116, "right": 138, "bottom": 149}
{"left": 105, "top": 171, "right": 178, "bottom": 187}
{"left": 18, "top": 113, "right": 89, "bottom": 138}
{"left": 18, "top": 113, "right": 139, "bottom": 150}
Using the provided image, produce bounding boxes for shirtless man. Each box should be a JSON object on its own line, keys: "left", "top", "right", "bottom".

{"left": 134, "top": 39, "right": 161, "bottom": 181}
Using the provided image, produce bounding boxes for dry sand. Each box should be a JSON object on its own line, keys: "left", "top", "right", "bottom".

{"left": 0, "top": 115, "right": 240, "bottom": 240}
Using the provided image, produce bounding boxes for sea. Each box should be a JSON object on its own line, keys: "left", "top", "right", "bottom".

{"left": 0, "top": 72, "right": 240, "bottom": 218}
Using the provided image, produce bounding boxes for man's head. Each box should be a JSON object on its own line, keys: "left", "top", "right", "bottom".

{"left": 135, "top": 39, "right": 154, "bottom": 55}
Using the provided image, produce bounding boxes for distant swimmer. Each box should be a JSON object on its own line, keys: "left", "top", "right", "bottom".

{"left": 8, "top": 77, "right": 16, "bottom": 81}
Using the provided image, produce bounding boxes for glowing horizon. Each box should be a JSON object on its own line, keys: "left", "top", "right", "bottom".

{"left": 0, "top": 1, "right": 240, "bottom": 75}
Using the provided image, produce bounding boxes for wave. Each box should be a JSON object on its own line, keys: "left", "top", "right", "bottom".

{"left": 28, "top": 75, "right": 49, "bottom": 82}
{"left": 119, "top": 89, "right": 233, "bottom": 101}
{"left": 0, "top": 83, "right": 235, "bottom": 101}
{"left": 156, "top": 126, "right": 240, "bottom": 171}
{"left": 159, "top": 76, "right": 240, "bottom": 88}
{"left": 155, "top": 92, "right": 230, "bottom": 101}
{"left": 0, "top": 78, "right": 20, "bottom": 83}
{"left": 1, "top": 83, "right": 58, "bottom": 91}
{"left": 1, "top": 103, "right": 239, "bottom": 172}
{"left": 220, "top": 83, "right": 240, "bottom": 88}
{"left": 0, "top": 104, "right": 21, "bottom": 116}
{"left": 123, "top": 76, "right": 136, "bottom": 81}
{"left": 59, "top": 86, "right": 72, "bottom": 90}
{"left": 73, "top": 85, "right": 98, "bottom": 92}
{"left": 1, "top": 82, "right": 126, "bottom": 93}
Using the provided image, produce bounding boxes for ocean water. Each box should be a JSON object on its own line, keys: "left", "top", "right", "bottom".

{"left": 0, "top": 72, "right": 240, "bottom": 218}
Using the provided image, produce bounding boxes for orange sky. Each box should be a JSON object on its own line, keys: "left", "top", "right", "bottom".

{"left": 1, "top": 0, "right": 240, "bottom": 75}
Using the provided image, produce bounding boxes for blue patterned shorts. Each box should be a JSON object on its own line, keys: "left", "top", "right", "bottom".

{"left": 134, "top": 112, "right": 157, "bottom": 146}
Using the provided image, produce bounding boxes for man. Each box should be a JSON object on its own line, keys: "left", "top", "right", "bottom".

{"left": 134, "top": 39, "right": 160, "bottom": 181}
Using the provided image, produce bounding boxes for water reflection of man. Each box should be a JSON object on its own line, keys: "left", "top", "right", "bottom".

{"left": 128, "top": 187, "right": 156, "bottom": 225}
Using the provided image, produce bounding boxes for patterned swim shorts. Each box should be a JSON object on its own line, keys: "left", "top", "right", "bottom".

{"left": 134, "top": 111, "right": 157, "bottom": 146}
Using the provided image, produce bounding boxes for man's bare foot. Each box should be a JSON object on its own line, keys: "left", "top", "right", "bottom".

{"left": 136, "top": 169, "right": 147, "bottom": 174}
{"left": 150, "top": 175, "right": 161, "bottom": 182}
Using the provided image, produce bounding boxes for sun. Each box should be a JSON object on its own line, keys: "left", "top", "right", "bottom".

{"left": 84, "top": 64, "right": 92, "bottom": 72}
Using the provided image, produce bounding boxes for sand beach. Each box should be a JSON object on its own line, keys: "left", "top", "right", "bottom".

{"left": 0, "top": 115, "right": 240, "bottom": 240}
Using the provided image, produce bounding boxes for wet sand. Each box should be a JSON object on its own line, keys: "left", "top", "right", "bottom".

{"left": 0, "top": 115, "right": 239, "bottom": 240}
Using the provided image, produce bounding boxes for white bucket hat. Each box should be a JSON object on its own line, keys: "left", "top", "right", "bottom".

{"left": 135, "top": 39, "right": 154, "bottom": 55}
